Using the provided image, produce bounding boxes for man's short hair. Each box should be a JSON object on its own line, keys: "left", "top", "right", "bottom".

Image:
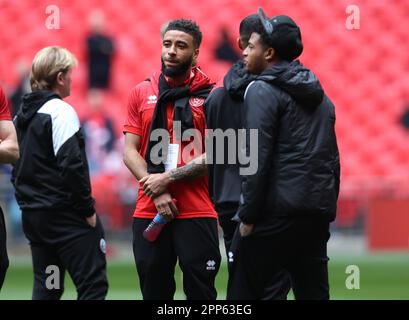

{"left": 164, "top": 19, "right": 203, "bottom": 48}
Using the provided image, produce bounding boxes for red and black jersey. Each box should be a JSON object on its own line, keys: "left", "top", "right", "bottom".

{"left": 124, "top": 67, "right": 217, "bottom": 220}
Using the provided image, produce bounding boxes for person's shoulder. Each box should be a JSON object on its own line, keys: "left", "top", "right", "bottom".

{"left": 130, "top": 72, "right": 158, "bottom": 96}
{"left": 244, "top": 80, "right": 282, "bottom": 114}
{"left": 134, "top": 78, "right": 152, "bottom": 91}
{"left": 210, "top": 77, "right": 224, "bottom": 93}
{"left": 127, "top": 82, "right": 152, "bottom": 109}
{"left": 249, "top": 79, "right": 277, "bottom": 92}
{"left": 205, "top": 82, "right": 228, "bottom": 113}
{"left": 40, "top": 98, "right": 74, "bottom": 112}
{"left": 39, "top": 98, "right": 79, "bottom": 125}
{"left": 128, "top": 81, "right": 147, "bottom": 97}
{"left": 208, "top": 80, "right": 226, "bottom": 98}
{"left": 245, "top": 79, "right": 279, "bottom": 100}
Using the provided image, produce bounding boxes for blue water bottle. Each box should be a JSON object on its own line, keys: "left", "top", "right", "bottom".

{"left": 143, "top": 213, "right": 169, "bottom": 242}
{"left": 143, "top": 199, "right": 177, "bottom": 242}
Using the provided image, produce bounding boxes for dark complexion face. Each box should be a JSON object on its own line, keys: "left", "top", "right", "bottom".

{"left": 242, "top": 32, "right": 274, "bottom": 75}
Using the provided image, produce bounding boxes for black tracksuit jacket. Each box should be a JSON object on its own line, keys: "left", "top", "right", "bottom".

{"left": 11, "top": 90, "right": 95, "bottom": 217}
{"left": 237, "top": 60, "right": 340, "bottom": 228}
{"left": 205, "top": 61, "right": 255, "bottom": 212}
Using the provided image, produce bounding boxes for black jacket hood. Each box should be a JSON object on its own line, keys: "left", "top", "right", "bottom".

{"left": 258, "top": 60, "right": 324, "bottom": 108}
{"left": 16, "top": 90, "right": 61, "bottom": 128}
{"left": 224, "top": 61, "right": 256, "bottom": 101}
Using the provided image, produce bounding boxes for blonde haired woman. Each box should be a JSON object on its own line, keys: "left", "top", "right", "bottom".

{"left": 12, "top": 46, "right": 108, "bottom": 300}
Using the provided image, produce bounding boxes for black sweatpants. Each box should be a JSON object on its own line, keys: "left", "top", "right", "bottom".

{"left": 22, "top": 210, "right": 108, "bottom": 300}
{"left": 0, "top": 208, "right": 9, "bottom": 291}
{"left": 218, "top": 206, "right": 291, "bottom": 300}
{"left": 227, "top": 217, "right": 330, "bottom": 300}
{"left": 133, "top": 217, "right": 221, "bottom": 300}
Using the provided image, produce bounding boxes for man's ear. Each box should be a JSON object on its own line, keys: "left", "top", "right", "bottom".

{"left": 56, "top": 71, "right": 65, "bottom": 86}
{"left": 237, "top": 37, "right": 243, "bottom": 50}
{"left": 265, "top": 47, "right": 276, "bottom": 62}
{"left": 193, "top": 48, "right": 199, "bottom": 66}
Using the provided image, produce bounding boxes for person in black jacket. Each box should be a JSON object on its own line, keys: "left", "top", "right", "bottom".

{"left": 227, "top": 9, "right": 340, "bottom": 300}
{"left": 205, "top": 14, "right": 290, "bottom": 299}
{"left": 206, "top": 14, "right": 258, "bottom": 263}
{"left": 12, "top": 46, "right": 108, "bottom": 300}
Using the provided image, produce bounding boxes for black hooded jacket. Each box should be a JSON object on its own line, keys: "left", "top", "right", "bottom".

{"left": 237, "top": 60, "right": 340, "bottom": 227}
{"left": 205, "top": 61, "right": 256, "bottom": 212}
{"left": 11, "top": 90, "right": 95, "bottom": 217}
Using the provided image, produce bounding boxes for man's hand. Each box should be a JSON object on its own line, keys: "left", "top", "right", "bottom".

{"left": 140, "top": 172, "right": 171, "bottom": 199}
{"left": 239, "top": 222, "right": 254, "bottom": 237}
{"left": 153, "top": 192, "right": 178, "bottom": 220}
{"left": 86, "top": 213, "right": 97, "bottom": 228}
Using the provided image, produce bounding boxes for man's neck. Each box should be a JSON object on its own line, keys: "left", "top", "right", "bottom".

{"left": 52, "top": 87, "right": 65, "bottom": 99}
{"left": 165, "top": 68, "right": 193, "bottom": 87}
{"left": 260, "top": 58, "right": 284, "bottom": 74}
{"left": 268, "top": 57, "right": 284, "bottom": 68}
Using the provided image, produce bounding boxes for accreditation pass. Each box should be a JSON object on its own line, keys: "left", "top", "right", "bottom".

{"left": 164, "top": 143, "right": 179, "bottom": 172}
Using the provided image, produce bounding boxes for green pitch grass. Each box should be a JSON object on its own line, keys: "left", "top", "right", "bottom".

{"left": 1, "top": 253, "right": 408, "bottom": 300}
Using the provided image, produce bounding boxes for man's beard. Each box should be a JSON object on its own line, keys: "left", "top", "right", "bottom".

{"left": 161, "top": 56, "right": 193, "bottom": 77}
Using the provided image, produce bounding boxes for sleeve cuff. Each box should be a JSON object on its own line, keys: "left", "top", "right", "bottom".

{"left": 123, "top": 125, "right": 142, "bottom": 136}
